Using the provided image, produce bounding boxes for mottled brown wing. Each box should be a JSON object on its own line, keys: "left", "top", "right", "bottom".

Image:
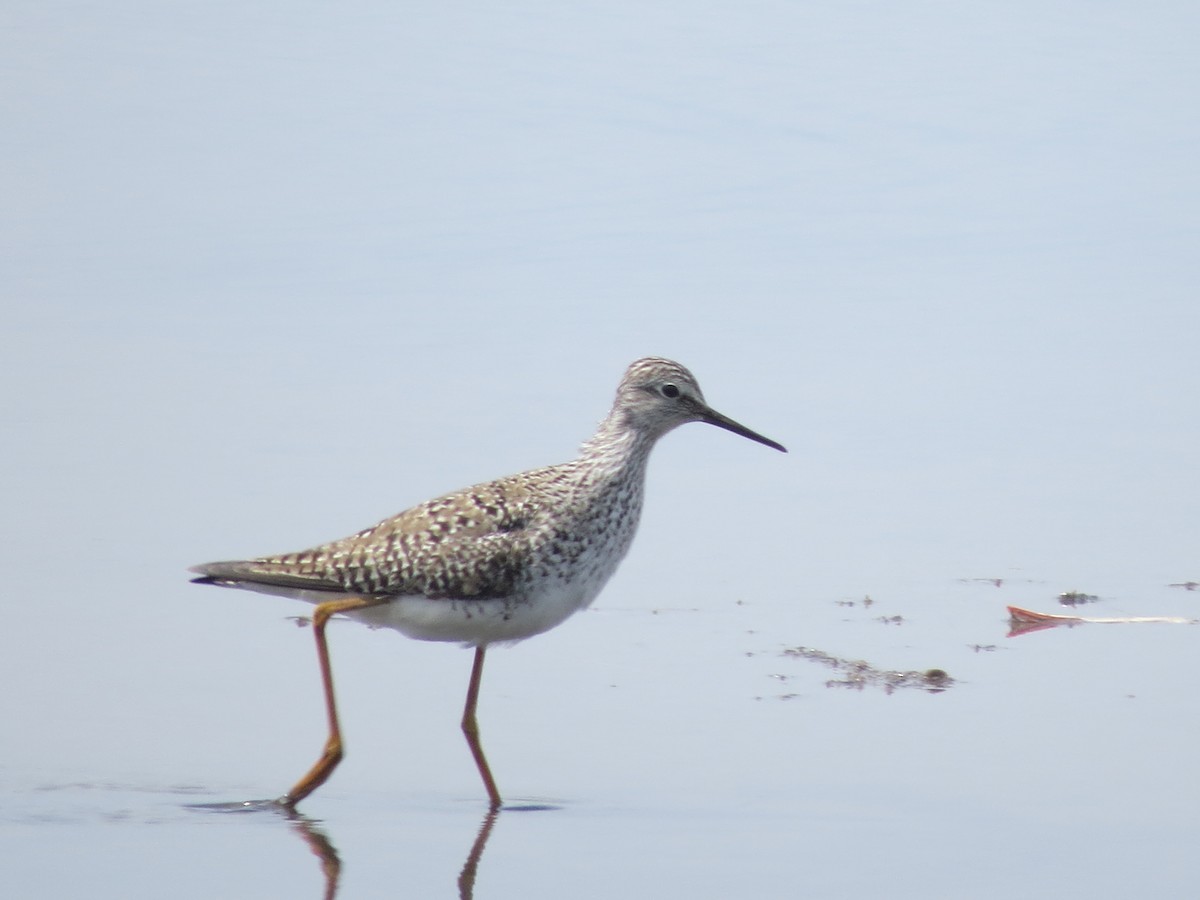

{"left": 194, "top": 476, "right": 544, "bottom": 600}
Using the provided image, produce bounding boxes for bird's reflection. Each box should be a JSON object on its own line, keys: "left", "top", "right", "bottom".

{"left": 188, "top": 797, "right": 511, "bottom": 900}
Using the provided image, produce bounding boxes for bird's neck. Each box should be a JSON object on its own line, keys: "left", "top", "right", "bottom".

{"left": 577, "top": 410, "right": 657, "bottom": 480}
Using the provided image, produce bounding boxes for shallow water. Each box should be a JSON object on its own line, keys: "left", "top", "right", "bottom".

{"left": 7, "top": 575, "right": 1199, "bottom": 897}
{"left": 3, "top": 2, "right": 1199, "bottom": 897}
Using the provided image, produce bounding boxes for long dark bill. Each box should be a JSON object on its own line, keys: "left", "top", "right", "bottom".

{"left": 699, "top": 406, "right": 787, "bottom": 453}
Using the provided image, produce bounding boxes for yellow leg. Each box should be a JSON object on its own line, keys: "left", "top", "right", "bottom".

{"left": 280, "top": 595, "right": 387, "bottom": 809}
{"left": 461, "top": 646, "right": 502, "bottom": 808}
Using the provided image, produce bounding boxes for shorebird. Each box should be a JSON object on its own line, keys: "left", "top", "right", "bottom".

{"left": 190, "top": 357, "right": 786, "bottom": 808}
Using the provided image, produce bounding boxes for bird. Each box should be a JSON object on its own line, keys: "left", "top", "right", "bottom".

{"left": 190, "top": 357, "right": 786, "bottom": 809}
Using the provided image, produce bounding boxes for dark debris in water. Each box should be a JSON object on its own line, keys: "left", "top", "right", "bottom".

{"left": 780, "top": 646, "right": 953, "bottom": 694}
{"left": 1057, "top": 590, "right": 1099, "bottom": 606}
{"left": 834, "top": 594, "right": 875, "bottom": 608}
{"left": 1168, "top": 581, "right": 1199, "bottom": 591}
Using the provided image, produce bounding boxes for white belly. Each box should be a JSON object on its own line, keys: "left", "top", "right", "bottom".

{"left": 347, "top": 540, "right": 625, "bottom": 645}
{"left": 346, "top": 579, "right": 589, "bottom": 645}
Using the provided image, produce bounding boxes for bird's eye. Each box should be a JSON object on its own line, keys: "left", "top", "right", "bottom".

{"left": 660, "top": 383, "right": 680, "bottom": 399}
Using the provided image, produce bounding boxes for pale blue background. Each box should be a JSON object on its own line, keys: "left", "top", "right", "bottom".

{"left": 3, "top": 3, "right": 1198, "bottom": 897}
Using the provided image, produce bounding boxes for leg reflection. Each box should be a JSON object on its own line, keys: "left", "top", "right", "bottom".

{"left": 457, "top": 805, "right": 500, "bottom": 900}
{"left": 285, "top": 811, "right": 341, "bottom": 900}
{"left": 280, "top": 803, "right": 499, "bottom": 900}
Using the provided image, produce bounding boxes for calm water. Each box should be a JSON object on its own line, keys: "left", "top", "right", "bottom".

{"left": 3, "top": 2, "right": 1198, "bottom": 897}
